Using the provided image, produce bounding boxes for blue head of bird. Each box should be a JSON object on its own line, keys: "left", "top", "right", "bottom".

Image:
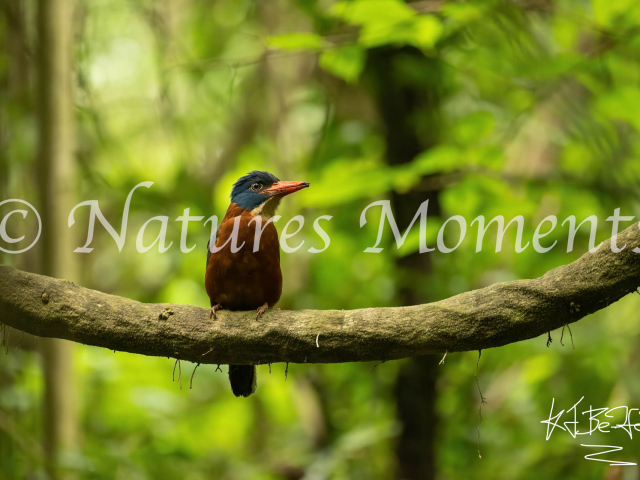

{"left": 230, "top": 171, "right": 309, "bottom": 218}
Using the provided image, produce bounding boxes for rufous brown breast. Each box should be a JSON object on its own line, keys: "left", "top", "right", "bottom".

{"left": 205, "top": 203, "right": 282, "bottom": 311}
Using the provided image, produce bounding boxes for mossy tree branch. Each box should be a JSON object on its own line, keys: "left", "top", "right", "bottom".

{"left": 1, "top": 223, "right": 640, "bottom": 365}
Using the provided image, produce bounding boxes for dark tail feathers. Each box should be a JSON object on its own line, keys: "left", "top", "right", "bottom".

{"left": 228, "top": 365, "right": 257, "bottom": 397}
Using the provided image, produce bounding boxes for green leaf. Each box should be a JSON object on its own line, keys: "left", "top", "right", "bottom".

{"left": 331, "top": 1, "right": 441, "bottom": 49}
{"left": 592, "top": 0, "right": 637, "bottom": 27}
{"left": 331, "top": 0, "right": 415, "bottom": 26}
{"left": 359, "top": 21, "right": 408, "bottom": 47}
{"left": 407, "top": 15, "right": 443, "bottom": 49}
{"left": 268, "top": 33, "right": 324, "bottom": 50}
{"left": 452, "top": 111, "right": 495, "bottom": 144}
{"left": 411, "top": 145, "right": 465, "bottom": 176}
{"left": 441, "top": 3, "right": 483, "bottom": 23}
{"left": 319, "top": 45, "right": 366, "bottom": 83}
{"left": 595, "top": 86, "right": 640, "bottom": 131}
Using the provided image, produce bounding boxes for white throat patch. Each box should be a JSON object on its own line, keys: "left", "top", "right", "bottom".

{"left": 251, "top": 196, "right": 282, "bottom": 220}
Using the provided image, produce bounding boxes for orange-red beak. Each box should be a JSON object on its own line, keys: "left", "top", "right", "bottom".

{"left": 262, "top": 181, "right": 310, "bottom": 197}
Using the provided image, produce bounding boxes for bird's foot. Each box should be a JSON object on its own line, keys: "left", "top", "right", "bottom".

{"left": 256, "top": 302, "right": 269, "bottom": 320}
{"left": 210, "top": 304, "right": 223, "bottom": 320}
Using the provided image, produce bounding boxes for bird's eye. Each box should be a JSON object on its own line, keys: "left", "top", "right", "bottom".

{"left": 251, "top": 182, "right": 262, "bottom": 191}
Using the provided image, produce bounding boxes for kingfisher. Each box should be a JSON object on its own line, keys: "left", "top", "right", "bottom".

{"left": 205, "top": 171, "right": 309, "bottom": 397}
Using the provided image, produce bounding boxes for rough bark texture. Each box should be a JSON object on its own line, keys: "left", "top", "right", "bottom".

{"left": 1, "top": 223, "right": 640, "bottom": 365}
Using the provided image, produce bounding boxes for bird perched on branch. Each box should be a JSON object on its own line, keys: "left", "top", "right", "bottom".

{"left": 205, "top": 171, "right": 309, "bottom": 397}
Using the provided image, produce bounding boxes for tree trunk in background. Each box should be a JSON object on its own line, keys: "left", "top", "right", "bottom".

{"left": 367, "top": 48, "right": 445, "bottom": 480}
{"left": 37, "top": 0, "right": 78, "bottom": 477}
{"left": 0, "top": 3, "right": 38, "bottom": 476}
{"left": 0, "top": 0, "right": 30, "bottom": 267}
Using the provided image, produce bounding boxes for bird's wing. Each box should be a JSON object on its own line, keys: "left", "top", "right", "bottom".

{"left": 206, "top": 226, "right": 221, "bottom": 308}
{"left": 206, "top": 225, "right": 220, "bottom": 270}
{"left": 206, "top": 240, "right": 211, "bottom": 270}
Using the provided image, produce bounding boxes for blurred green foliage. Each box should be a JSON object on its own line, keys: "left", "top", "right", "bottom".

{"left": 2, "top": 0, "right": 640, "bottom": 478}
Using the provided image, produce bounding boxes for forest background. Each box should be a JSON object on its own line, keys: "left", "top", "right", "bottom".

{"left": 2, "top": 0, "right": 640, "bottom": 479}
